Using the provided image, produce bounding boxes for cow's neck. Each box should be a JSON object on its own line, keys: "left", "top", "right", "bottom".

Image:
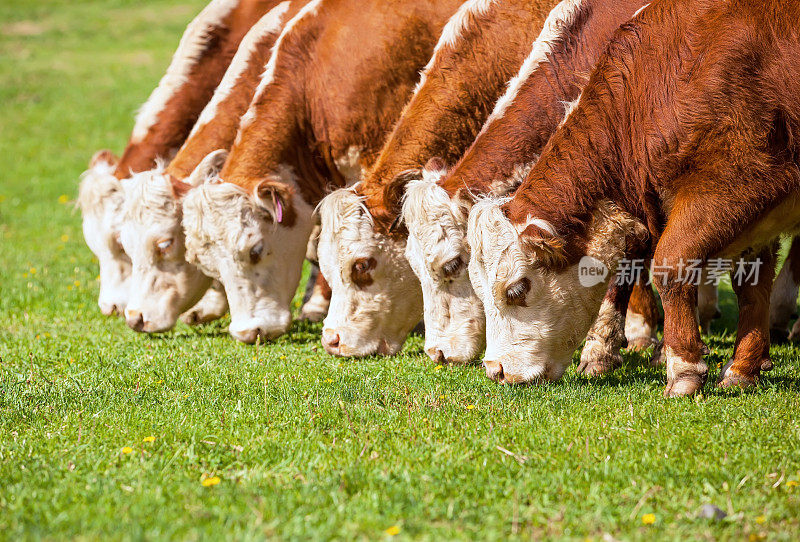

{"left": 505, "top": 90, "right": 623, "bottom": 246}
{"left": 220, "top": 100, "right": 343, "bottom": 206}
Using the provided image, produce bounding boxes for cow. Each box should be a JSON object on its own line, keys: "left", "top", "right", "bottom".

{"left": 78, "top": 0, "right": 282, "bottom": 318}
{"left": 466, "top": 0, "right": 800, "bottom": 397}
{"left": 118, "top": 2, "right": 303, "bottom": 333}
{"left": 399, "top": 0, "right": 658, "bottom": 369}
{"left": 316, "top": 0, "right": 567, "bottom": 359}
{"left": 181, "top": 0, "right": 465, "bottom": 344}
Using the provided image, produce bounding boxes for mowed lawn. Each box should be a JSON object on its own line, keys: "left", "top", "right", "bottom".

{"left": 1, "top": 1, "right": 800, "bottom": 540}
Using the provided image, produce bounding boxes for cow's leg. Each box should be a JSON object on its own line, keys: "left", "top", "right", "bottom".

{"left": 769, "top": 236, "right": 800, "bottom": 343}
{"left": 625, "top": 277, "right": 659, "bottom": 351}
{"left": 299, "top": 264, "right": 331, "bottom": 322}
{"left": 718, "top": 244, "right": 777, "bottom": 389}
{"left": 697, "top": 279, "right": 721, "bottom": 334}
{"left": 578, "top": 278, "right": 634, "bottom": 376}
{"left": 180, "top": 280, "right": 228, "bottom": 325}
{"left": 650, "top": 222, "right": 710, "bottom": 397}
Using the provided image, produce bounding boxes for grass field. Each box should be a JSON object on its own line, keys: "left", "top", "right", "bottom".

{"left": 2, "top": 1, "right": 800, "bottom": 539}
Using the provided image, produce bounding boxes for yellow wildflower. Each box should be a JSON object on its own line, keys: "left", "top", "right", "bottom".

{"left": 787, "top": 480, "right": 798, "bottom": 488}
{"left": 121, "top": 447, "right": 133, "bottom": 454}
{"left": 465, "top": 404, "right": 475, "bottom": 410}
{"left": 143, "top": 436, "right": 155, "bottom": 443}
{"left": 385, "top": 525, "right": 400, "bottom": 536}
{"left": 642, "top": 513, "right": 656, "bottom": 525}
{"left": 60, "top": 234, "right": 69, "bottom": 243}
{"left": 58, "top": 194, "right": 69, "bottom": 204}
{"left": 201, "top": 476, "right": 221, "bottom": 487}
{"left": 29, "top": 267, "right": 36, "bottom": 274}
{"left": 755, "top": 515, "right": 766, "bottom": 524}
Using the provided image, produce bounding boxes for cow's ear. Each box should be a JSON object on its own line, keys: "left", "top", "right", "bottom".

{"left": 516, "top": 219, "right": 567, "bottom": 270}
{"left": 424, "top": 156, "right": 447, "bottom": 174}
{"left": 169, "top": 176, "right": 193, "bottom": 200}
{"left": 89, "top": 149, "right": 119, "bottom": 169}
{"left": 306, "top": 219, "right": 321, "bottom": 264}
{"left": 187, "top": 149, "right": 228, "bottom": 187}
{"left": 255, "top": 179, "right": 296, "bottom": 227}
{"left": 451, "top": 187, "right": 476, "bottom": 223}
{"left": 383, "top": 169, "right": 422, "bottom": 215}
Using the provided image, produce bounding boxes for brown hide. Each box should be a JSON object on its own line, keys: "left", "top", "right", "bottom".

{"left": 358, "top": 0, "right": 564, "bottom": 232}
{"left": 113, "top": 0, "right": 284, "bottom": 178}
{"left": 218, "top": 0, "right": 466, "bottom": 207}
{"left": 440, "top": 0, "right": 650, "bottom": 198}
{"left": 166, "top": 1, "right": 310, "bottom": 185}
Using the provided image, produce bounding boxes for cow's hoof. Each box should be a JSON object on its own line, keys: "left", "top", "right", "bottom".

{"left": 664, "top": 372, "right": 706, "bottom": 397}
{"left": 761, "top": 358, "right": 774, "bottom": 372}
{"left": 578, "top": 340, "right": 622, "bottom": 376}
{"left": 770, "top": 327, "right": 790, "bottom": 345}
{"left": 717, "top": 361, "right": 759, "bottom": 389}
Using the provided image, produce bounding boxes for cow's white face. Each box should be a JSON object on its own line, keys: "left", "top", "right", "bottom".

{"left": 316, "top": 187, "right": 422, "bottom": 357}
{"left": 182, "top": 159, "right": 313, "bottom": 344}
{"left": 119, "top": 168, "right": 211, "bottom": 333}
{"left": 466, "top": 198, "right": 632, "bottom": 384}
{"left": 401, "top": 175, "right": 484, "bottom": 364}
{"left": 78, "top": 151, "right": 130, "bottom": 316}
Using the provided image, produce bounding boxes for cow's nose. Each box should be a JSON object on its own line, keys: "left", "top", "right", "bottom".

{"left": 231, "top": 327, "right": 259, "bottom": 344}
{"left": 230, "top": 324, "right": 284, "bottom": 344}
{"left": 483, "top": 359, "right": 505, "bottom": 382}
{"left": 321, "top": 328, "right": 340, "bottom": 355}
{"left": 100, "top": 303, "right": 121, "bottom": 317}
{"left": 126, "top": 310, "right": 145, "bottom": 333}
{"left": 426, "top": 347, "right": 446, "bottom": 364}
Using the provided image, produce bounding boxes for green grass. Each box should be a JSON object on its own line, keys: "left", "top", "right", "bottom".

{"left": 2, "top": 1, "right": 800, "bottom": 540}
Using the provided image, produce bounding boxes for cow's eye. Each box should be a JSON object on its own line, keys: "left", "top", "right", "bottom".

{"left": 505, "top": 278, "right": 530, "bottom": 307}
{"left": 249, "top": 242, "right": 264, "bottom": 264}
{"left": 351, "top": 257, "right": 377, "bottom": 288}
{"left": 441, "top": 256, "right": 464, "bottom": 279}
{"left": 156, "top": 238, "right": 173, "bottom": 254}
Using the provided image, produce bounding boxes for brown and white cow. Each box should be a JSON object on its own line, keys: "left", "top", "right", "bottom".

{"left": 466, "top": 0, "right": 800, "bottom": 396}
{"left": 78, "top": 0, "right": 281, "bottom": 317}
{"left": 399, "top": 0, "right": 660, "bottom": 370}
{"left": 119, "top": 2, "right": 303, "bottom": 333}
{"left": 181, "top": 0, "right": 465, "bottom": 344}
{"left": 316, "top": 0, "right": 565, "bottom": 359}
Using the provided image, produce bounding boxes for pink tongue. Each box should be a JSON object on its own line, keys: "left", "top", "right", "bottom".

{"left": 272, "top": 193, "right": 283, "bottom": 223}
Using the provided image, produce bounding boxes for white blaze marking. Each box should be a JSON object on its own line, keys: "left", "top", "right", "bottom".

{"left": 480, "top": 0, "right": 584, "bottom": 135}
{"left": 188, "top": 2, "right": 292, "bottom": 138}
{"left": 238, "top": 0, "right": 325, "bottom": 136}
{"left": 131, "top": 0, "right": 240, "bottom": 143}
{"left": 414, "top": 0, "right": 498, "bottom": 93}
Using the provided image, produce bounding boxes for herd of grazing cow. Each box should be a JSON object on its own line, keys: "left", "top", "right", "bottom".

{"left": 78, "top": 0, "right": 800, "bottom": 398}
